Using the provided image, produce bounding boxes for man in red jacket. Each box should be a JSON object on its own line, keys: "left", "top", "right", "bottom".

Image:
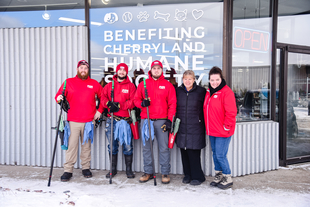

{"left": 55, "top": 60, "right": 103, "bottom": 182}
{"left": 101, "top": 63, "right": 136, "bottom": 179}
{"left": 134, "top": 60, "right": 177, "bottom": 184}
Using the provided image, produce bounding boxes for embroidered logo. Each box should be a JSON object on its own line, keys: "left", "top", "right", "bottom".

{"left": 87, "top": 85, "right": 93, "bottom": 89}
{"left": 159, "top": 86, "right": 165, "bottom": 89}
{"left": 122, "top": 89, "right": 129, "bottom": 93}
{"left": 121, "top": 66, "right": 125, "bottom": 69}
{"left": 214, "top": 95, "right": 218, "bottom": 98}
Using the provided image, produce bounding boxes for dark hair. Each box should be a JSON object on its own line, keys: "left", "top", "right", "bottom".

{"left": 209, "top": 66, "right": 224, "bottom": 80}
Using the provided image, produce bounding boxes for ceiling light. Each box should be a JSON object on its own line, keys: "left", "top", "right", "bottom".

{"left": 42, "top": 6, "right": 51, "bottom": 20}
{"left": 102, "top": 0, "right": 110, "bottom": 5}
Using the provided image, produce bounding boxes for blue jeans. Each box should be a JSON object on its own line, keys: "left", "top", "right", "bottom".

{"left": 105, "top": 118, "right": 133, "bottom": 156}
{"left": 209, "top": 136, "right": 231, "bottom": 175}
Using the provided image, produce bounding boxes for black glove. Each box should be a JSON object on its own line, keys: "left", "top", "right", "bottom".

{"left": 58, "top": 96, "right": 70, "bottom": 113}
{"left": 141, "top": 99, "right": 150, "bottom": 107}
{"left": 161, "top": 119, "right": 172, "bottom": 132}
{"left": 107, "top": 101, "right": 120, "bottom": 113}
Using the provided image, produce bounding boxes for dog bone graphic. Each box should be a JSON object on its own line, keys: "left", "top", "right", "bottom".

{"left": 154, "top": 11, "right": 170, "bottom": 22}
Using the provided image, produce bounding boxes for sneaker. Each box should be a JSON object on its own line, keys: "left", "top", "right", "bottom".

{"left": 190, "top": 180, "right": 203, "bottom": 186}
{"left": 60, "top": 172, "right": 72, "bottom": 182}
{"left": 139, "top": 173, "right": 154, "bottom": 183}
{"left": 210, "top": 171, "right": 223, "bottom": 187}
{"left": 161, "top": 175, "right": 170, "bottom": 184}
{"left": 217, "top": 174, "right": 233, "bottom": 190}
{"left": 82, "top": 169, "right": 92, "bottom": 178}
{"left": 182, "top": 175, "right": 191, "bottom": 184}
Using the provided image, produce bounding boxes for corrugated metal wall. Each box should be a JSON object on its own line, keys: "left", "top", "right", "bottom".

{"left": 0, "top": 26, "right": 88, "bottom": 167}
{"left": 0, "top": 26, "right": 279, "bottom": 177}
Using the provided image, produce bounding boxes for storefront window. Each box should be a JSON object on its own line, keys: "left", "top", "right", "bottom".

{"left": 90, "top": 1, "right": 223, "bottom": 87}
{"left": 277, "top": 0, "right": 310, "bottom": 47}
{"left": 232, "top": 0, "right": 272, "bottom": 122}
{"left": 0, "top": 0, "right": 85, "bottom": 28}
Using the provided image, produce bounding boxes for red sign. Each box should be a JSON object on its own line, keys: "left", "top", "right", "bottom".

{"left": 233, "top": 27, "right": 270, "bottom": 53}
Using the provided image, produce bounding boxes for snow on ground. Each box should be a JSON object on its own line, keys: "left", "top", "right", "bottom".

{"left": 1, "top": 175, "right": 309, "bottom": 207}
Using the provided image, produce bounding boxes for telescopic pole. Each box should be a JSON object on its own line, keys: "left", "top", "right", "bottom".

{"left": 109, "top": 80, "right": 114, "bottom": 184}
{"left": 143, "top": 78, "right": 157, "bottom": 186}
{"left": 48, "top": 80, "right": 67, "bottom": 187}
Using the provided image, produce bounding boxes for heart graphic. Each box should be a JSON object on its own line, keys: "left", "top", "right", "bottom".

{"left": 192, "top": 9, "right": 203, "bottom": 20}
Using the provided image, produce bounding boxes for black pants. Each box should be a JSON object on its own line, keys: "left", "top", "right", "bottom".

{"left": 180, "top": 148, "right": 205, "bottom": 182}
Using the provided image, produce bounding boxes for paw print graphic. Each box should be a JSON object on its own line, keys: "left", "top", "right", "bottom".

{"left": 137, "top": 11, "right": 149, "bottom": 22}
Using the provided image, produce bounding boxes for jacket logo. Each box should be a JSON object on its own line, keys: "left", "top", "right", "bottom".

{"left": 87, "top": 85, "right": 93, "bottom": 89}
{"left": 214, "top": 95, "right": 218, "bottom": 98}
{"left": 159, "top": 86, "right": 165, "bottom": 89}
{"left": 122, "top": 89, "right": 129, "bottom": 93}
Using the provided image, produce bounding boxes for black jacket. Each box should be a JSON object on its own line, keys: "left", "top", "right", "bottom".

{"left": 175, "top": 82, "right": 206, "bottom": 150}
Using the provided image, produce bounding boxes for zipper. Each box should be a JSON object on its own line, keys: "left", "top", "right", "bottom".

{"left": 185, "top": 92, "right": 188, "bottom": 150}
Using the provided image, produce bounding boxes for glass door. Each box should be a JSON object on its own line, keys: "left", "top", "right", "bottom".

{"left": 286, "top": 52, "right": 310, "bottom": 159}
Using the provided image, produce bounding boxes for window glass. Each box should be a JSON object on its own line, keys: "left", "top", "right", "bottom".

{"left": 277, "top": 0, "right": 310, "bottom": 47}
{"left": 232, "top": 0, "right": 272, "bottom": 122}
{"left": 0, "top": 0, "right": 85, "bottom": 28}
{"left": 90, "top": 2, "right": 223, "bottom": 88}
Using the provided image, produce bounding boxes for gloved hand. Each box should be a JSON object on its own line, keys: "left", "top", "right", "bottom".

{"left": 107, "top": 101, "right": 120, "bottom": 113}
{"left": 141, "top": 99, "right": 150, "bottom": 107}
{"left": 161, "top": 119, "right": 172, "bottom": 132}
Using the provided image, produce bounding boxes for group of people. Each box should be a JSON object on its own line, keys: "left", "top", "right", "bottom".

{"left": 55, "top": 59, "right": 237, "bottom": 190}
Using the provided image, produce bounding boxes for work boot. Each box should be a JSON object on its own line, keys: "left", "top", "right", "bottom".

{"left": 124, "top": 154, "right": 135, "bottom": 179}
{"left": 217, "top": 174, "right": 233, "bottom": 190}
{"left": 139, "top": 173, "right": 154, "bottom": 183}
{"left": 106, "top": 154, "right": 117, "bottom": 178}
{"left": 210, "top": 171, "right": 223, "bottom": 186}
{"left": 161, "top": 174, "right": 170, "bottom": 184}
{"left": 82, "top": 169, "right": 92, "bottom": 178}
{"left": 60, "top": 172, "right": 72, "bottom": 182}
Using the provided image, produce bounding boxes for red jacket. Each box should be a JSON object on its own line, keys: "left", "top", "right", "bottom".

{"left": 203, "top": 85, "right": 237, "bottom": 137}
{"left": 134, "top": 71, "right": 177, "bottom": 121}
{"left": 55, "top": 76, "right": 104, "bottom": 122}
{"left": 101, "top": 75, "right": 136, "bottom": 117}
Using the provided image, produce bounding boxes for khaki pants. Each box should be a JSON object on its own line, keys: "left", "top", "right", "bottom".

{"left": 64, "top": 121, "right": 91, "bottom": 173}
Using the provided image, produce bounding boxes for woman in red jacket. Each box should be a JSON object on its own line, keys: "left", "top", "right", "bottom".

{"left": 203, "top": 66, "right": 237, "bottom": 190}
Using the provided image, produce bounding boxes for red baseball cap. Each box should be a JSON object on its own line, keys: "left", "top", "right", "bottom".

{"left": 77, "top": 60, "right": 89, "bottom": 68}
{"left": 151, "top": 60, "right": 163, "bottom": 69}
{"left": 116, "top": 63, "right": 128, "bottom": 74}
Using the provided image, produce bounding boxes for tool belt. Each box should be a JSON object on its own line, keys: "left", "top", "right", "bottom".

{"left": 109, "top": 114, "right": 130, "bottom": 122}
{"left": 150, "top": 118, "right": 167, "bottom": 121}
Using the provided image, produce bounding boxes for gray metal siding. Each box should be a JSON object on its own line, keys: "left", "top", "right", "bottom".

{"left": 0, "top": 26, "right": 279, "bottom": 177}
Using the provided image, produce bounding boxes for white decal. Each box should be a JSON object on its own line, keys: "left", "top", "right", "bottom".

{"left": 175, "top": 9, "right": 187, "bottom": 21}
{"left": 137, "top": 11, "right": 149, "bottom": 22}
{"left": 87, "top": 85, "right": 93, "bottom": 89}
{"left": 192, "top": 9, "right": 203, "bottom": 20}
{"left": 122, "top": 89, "right": 129, "bottom": 93}
{"left": 154, "top": 11, "right": 170, "bottom": 22}
{"left": 122, "top": 12, "right": 133, "bottom": 23}
{"left": 104, "top": 13, "right": 118, "bottom": 24}
{"left": 159, "top": 86, "right": 165, "bottom": 89}
{"left": 214, "top": 95, "right": 218, "bottom": 98}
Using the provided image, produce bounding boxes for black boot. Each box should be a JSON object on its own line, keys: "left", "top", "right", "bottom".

{"left": 61, "top": 172, "right": 72, "bottom": 182}
{"left": 106, "top": 154, "right": 117, "bottom": 178}
{"left": 124, "top": 154, "right": 135, "bottom": 179}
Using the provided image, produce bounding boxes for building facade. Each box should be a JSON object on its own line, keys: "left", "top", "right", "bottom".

{"left": 0, "top": 0, "right": 309, "bottom": 176}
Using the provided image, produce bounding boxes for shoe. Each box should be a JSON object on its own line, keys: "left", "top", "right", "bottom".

{"left": 139, "top": 173, "right": 154, "bottom": 183}
{"left": 161, "top": 175, "right": 170, "bottom": 184}
{"left": 217, "top": 174, "right": 233, "bottom": 190}
{"left": 210, "top": 171, "right": 223, "bottom": 187}
{"left": 106, "top": 154, "right": 117, "bottom": 178}
{"left": 182, "top": 175, "right": 191, "bottom": 184}
{"left": 82, "top": 169, "right": 92, "bottom": 178}
{"left": 124, "top": 155, "right": 135, "bottom": 179}
{"left": 190, "top": 180, "right": 203, "bottom": 185}
{"left": 60, "top": 172, "right": 72, "bottom": 182}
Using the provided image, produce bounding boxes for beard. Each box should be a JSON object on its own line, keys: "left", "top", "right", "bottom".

{"left": 117, "top": 75, "right": 126, "bottom": 80}
{"left": 152, "top": 74, "right": 161, "bottom": 79}
{"left": 77, "top": 70, "right": 89, "bottom": 80}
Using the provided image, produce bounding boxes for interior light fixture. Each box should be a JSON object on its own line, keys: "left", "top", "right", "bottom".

{"left": 42, "top": 5, "right": 51, "bottom": 20}
{"left": 102, "top": 0, "right": 110, "bottom": 5}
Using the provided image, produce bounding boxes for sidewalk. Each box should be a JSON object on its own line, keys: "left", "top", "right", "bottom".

{"left": 1, "top": 164, "right": 310, "bottom": 206}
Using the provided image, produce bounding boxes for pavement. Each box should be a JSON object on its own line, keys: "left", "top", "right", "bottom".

{"left": 0, "top": 163, "right": 310, "bottom": 193}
